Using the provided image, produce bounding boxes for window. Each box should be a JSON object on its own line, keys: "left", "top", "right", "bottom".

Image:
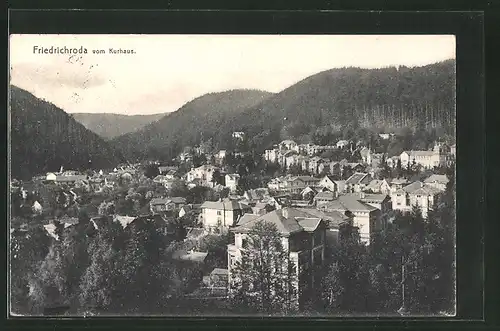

{"left": 242, "top": 238, "right": 249, "bottom": 248}
{"left": 217, "top": 210, "right": 222, "bottom": 215}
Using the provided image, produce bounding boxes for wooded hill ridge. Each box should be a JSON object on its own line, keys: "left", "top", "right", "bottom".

{"left": 10, "top": 85, "right": 125, "bottom": 180}
{"left": 111, "top": 59, "right": 455, "bottom": 161}
{"left": 111, "top": 89, "right": 274, "bottom": 161}
{"left": 72, "top": 113, "right": 166, "bottom": 140}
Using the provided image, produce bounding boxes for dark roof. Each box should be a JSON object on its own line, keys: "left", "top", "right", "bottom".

{"left": 345, "top": 172, "right": 371, "bottom": 185}
{"left": 201, "top": 199, "right": 250, "bottom": 211}
{"left": 314, "top": 192, "right": 336, "bottom": 200}
{"left": 423, "top": 174, "right": 449, "bottom": 184}
{"left": 321, "top": 195, "right": 378, "bottom": 213}
{"left": 232, "top": 208, "right": 325, "bottom": 236}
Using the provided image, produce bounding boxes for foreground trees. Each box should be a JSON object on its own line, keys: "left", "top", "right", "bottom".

{"left": 230, "top": 221, "right": 298, "bottom": 314}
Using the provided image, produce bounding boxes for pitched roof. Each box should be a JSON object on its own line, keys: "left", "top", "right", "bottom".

{"left": 398, "top": 181, "right": 442, "bottom": 195}
{"left": 236, "top": 213, "right": 260, "bottom": 226}
{"left": 232, "top": 207, "right": 326, "bottom": 236}
{"left": 225, "top": 173, "right": 240, "bottom": 180}
{"left": 314, "top": 191, "right": 336, "bottom": 200}
{"left": 211, "top": 268, "right": 229, "bottom": 276}
{"left": 297, "top": 208, "right": 349, "bottom": 229}
{"left": 322, "top": 195, "right": 378, "bottom": 213}
{"left": 424, "top": 174, "right": 449, "bottom": 184}
{"left": 172, "top": 250, "right": 208, "bottom": 263}
{"left": 391, "top": 178, "right": 409, "bottom": 185}
{"left": 170, "top": 197, "right": 187, "bottom": 204}
{"left": 296, "top": 218, "right": 322, "bottom": 232}
{"left": 346, "top": 172, "right": 370, "bottom": 185}
{"left": 150, "top": 197, "right": 170, "bottom": 205}
{"left": 113, "top": 215, "right": 136, "bottom": 228}
{"left": 402, "top": 150, "right": 436, "bottom": 157}
{"left": 232, "top": 209, "right": 303, "bottom": 235}
{"left": 201, "top": 199, "right": 250, "bottom": 211}
{"left": 365, "top": 179, "right": 388, "bottom": 191}
{"left": 360, "top": 193, "right": 389, "bottom": 203}
{"left": 55, "top": 175, "right": 87, "bottom": 182}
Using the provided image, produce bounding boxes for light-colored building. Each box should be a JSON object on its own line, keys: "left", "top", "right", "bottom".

{"left": 423, "top": 174, "right": 449, "bottom": 191}
{"left": 225, "top": 174, "right": 240, "bottom": 193}
{"left": 318, "top": 194, "right": 383, "bottom": 245}
{"left": 345, "top": 172, "right": 373, "bottom": 193}
{"left": 150, "top": 197, "right": 186, "bottom": 214}
{"left": 279, "top": 140, "right": 299, "bottom": 152}
{"left": 318, "top": 175, "right": 338, "bottom": 193}
{"left": 390, "top": 181, "right": 443, "bottom": 218}
{"left": 313, "top": 191, "right": 337, "bottom": 207}
{"left": 364, "top": 179, "right": 391, "bottom": 195}
{"left": 267, "top": 176, "right": 321, "bottom": 194}
{"left": 185, "top": 165, "right": 220, "bottom": 187}
{"left": 264, "top": 149, "right": 280, "bottom": 163}
{"left": 228, "top": 208, "right": 327, "bottom": 307}
{"left": 200, "top": 199, "right": 252, "bottom": 233}
{"left": 232, "top": 131, "right": 245, "bottom": 140}
{"left": 400, "top": 144, "right": 446, "bottom": 169}
{"left": 336, "top": 140, "right": 349, "bottom": 149}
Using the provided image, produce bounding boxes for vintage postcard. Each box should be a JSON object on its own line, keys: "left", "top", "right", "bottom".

{"left": 9, "top": 34, "right": 456, "bottom": 317}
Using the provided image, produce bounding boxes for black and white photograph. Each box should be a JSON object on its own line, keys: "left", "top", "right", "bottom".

{"left": 9, "top": 34, "right": 456, "bottom": 317}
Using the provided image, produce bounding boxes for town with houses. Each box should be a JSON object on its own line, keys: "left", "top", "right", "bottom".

{"left": 10, "top": 130, "right": 456, "bottom": 314}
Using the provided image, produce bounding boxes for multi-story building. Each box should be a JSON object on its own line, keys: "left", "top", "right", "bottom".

{"left": 200, "top": 199, "right": 252, "bottom": 233}
{"left": 423, "top": 174, "right": 449, "bottom": 191}
{"left": 227, "top": 207, "right": 327, "bottom": 308}
{"left": 318, "top": 194, "right": 383, "bottom": 245}
{"left": 267, "top": 176, "right": 321, "bottom": 194}
{"left": 400, "top": 144, "right": 447, "bottom": 169}
{"left": 185, "top": 165, "right": 220, "bottom": 187}
{"left": 264, "top": 149, "right": 280, "bottom": 163}
{"left": 390, "top": 181, "right": 443, "bottom": 218}
{"left": 345, "top": 172, "right": 373, "bottom": 193}
{"left": 279, "top": 140, "right": 299, "bottom": 152}
{"left": 225, "top": 174, "right": 240, "bottom": 193}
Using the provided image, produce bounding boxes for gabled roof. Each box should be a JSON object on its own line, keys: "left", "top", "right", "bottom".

{"left": 281, "top": 140, "right": 297, "bottom": 145}
{"left": 236, "top": 213, "right": 260, "bottom": 226}
{"left": 365, "top": 179, "right": 389, "bottom": 191}
{"left": 211, "top": 268, "right": 229, "bottom": 276}
{"left": 201, "top": 199, "right": 250, "bottom": 211}
{"left": 296, "top": 218, "right": 322, "bottom": 232}
{"left": 55, "top": 175, "right": 87, "bottom": 182}
{"left": 424, "top": 174, "right": 449, "bottom": 185}
{"left": 232, "top": 208, "right": 326, "bottom": 236}
{"left": 314, "top": 191, "right": 336, "bottom": 200}
{"left": 397, "top": 181, "right": 442, "bottom": 195}
{"left": 402, "top": 150, "right": 436, "bottom": 157}
{"left": 150, "top": 197, "right": 171, "bottom": 205}
{"left": 322, "top": 195, "right": 378, "bottom": 213}
{"left": 232, "top": 209, "right": 303, "bottom": 235}
{"left": 346, "top": 172, "right": 370, "bottom": 185}
{"left": 321, "top": 175, "right": 336, "bottom": 183}
{"left": 225, "top": 173, "right": 240, "bottom": 181}
{"left": 360, "top": 193, "right": 389, "bottom": 203}
{"left": 391, "top": 178, "right": 409, "bottom": 185}
{"left": 297, "top": 208, "right": 349, "bottom": 229}
{"left": 113, "top": 215, "right": 136, "bottom": 228}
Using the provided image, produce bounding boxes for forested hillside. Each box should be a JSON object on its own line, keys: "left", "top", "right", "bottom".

{"left": 223, "top": 59, "right": 456, "bottom": 151}
{"left": 112, "top": 89, "right": 273, "bottom": 161}
{"left": 10, "top": 86, "right": 125, "bottom": 180}
{"left": 111, "top": 60, "right": 455, "bottom": 161}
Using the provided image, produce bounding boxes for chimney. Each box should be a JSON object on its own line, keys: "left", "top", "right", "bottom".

{"left": 281, "top": 208, "right": 288, "bottom": 219}
{"left": 360, "top": 192, "right": 365, "bottom": 199}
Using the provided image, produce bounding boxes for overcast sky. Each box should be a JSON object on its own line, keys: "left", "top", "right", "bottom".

{"left": 10, "top": 34, "right": 455, "bottom": 115}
